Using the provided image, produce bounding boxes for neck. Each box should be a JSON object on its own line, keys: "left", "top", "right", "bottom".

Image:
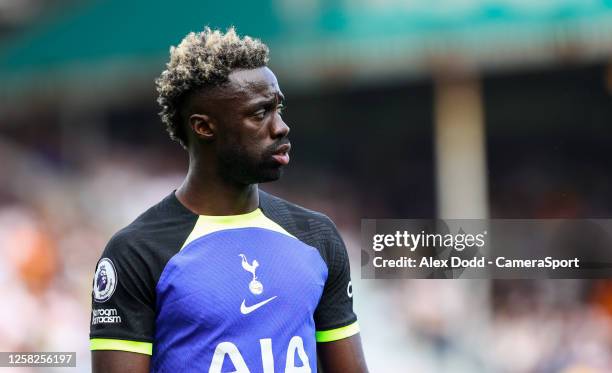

{"left": 175, "top": 153, "right": 259, "bottom": 216}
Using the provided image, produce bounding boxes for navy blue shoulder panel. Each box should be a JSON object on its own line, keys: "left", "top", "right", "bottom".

{"left": 258, "top": 189, "right": 357, "bottom": 331}
{"left": 90, "top": 192, "right": 198, "bottom": 342}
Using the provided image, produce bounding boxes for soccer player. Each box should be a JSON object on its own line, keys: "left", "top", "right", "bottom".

{"left": 90, "top": 28, "right": 368, "bottom": 373}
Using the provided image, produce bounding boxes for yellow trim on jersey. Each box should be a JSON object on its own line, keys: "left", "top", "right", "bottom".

{"left": 181, "top": 208, "right": 295, "bottom": 249}
{"left": 90, "top": 338, "right": 153, "bottom": 355}
{"left": 315, "top": 322, "right": 360, "bottom": 343}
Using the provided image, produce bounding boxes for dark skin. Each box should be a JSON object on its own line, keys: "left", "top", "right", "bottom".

{"left": 92, "top": 66, "right": 368, "bottom": 373}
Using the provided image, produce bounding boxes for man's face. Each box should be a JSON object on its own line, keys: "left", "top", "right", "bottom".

{"left": 204, "top": 67, "right": 291, "bottom": 185}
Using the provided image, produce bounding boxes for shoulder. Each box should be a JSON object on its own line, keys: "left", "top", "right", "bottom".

{"left": 259, "top": 190, "right": 338, "bottom": 233}
{"left": 259, "top": 190, "right": 345, "bottom": 261}
{"left": 100, "top": 193, "right": 198, "bottom": 270}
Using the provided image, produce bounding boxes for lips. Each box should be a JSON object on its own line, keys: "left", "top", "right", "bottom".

{"left": 271, "top": 143, "right": 291, "bottom": 165}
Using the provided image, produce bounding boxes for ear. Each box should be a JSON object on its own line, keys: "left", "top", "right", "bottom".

{"left": 189, "top": 114, "right": 215, "bottom": 140}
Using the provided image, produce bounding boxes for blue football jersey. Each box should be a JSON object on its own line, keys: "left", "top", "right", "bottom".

{"left": 90, "top": 191, "right": 359, "bottom": 372}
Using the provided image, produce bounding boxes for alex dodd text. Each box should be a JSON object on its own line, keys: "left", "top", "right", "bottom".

{"left": 373, "top": 256, "right": 580, "bottom": 269}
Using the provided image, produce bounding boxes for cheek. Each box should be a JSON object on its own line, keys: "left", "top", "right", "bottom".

{"left": 218, "top": 122, "right": 246, "bottom": 147}
{"left": 236, "top": 123, "right": 268, "bottom": 150}
{"left": 219, "top": 131, "right": 264, "bottom": 160}
{"left": 219, "top": 119, "right": 269, "bottom": 155}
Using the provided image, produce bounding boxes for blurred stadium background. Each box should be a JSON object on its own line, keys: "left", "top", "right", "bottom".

{"left": 2, "top": 0, "right": 612, "bottom": 372}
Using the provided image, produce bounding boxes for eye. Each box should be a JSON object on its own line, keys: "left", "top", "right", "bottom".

{"left": 253, "top": 109, "right": 266, "bottom": 120}
{"left": 252, "top": 103, "right": 285, "bottom": 121}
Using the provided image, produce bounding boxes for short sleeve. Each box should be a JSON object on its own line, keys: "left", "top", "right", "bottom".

{"left": 313, "top": 222, "right": 359, "bottom": 343}
{"left": 89, "top": 232, "right": 156, "bottom": 355}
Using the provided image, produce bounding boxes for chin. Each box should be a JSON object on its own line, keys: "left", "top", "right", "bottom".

{"left": 256, "top": 168, "right": 283, "bottom": 183}
{"left": 230, "top": 167, "right": 283, "bottom": 185}
{"left": 221, "top": 160, "right": 284, "bottom": 185}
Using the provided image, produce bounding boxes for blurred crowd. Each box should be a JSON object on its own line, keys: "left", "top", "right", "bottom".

{"left": 0, "top": 139, "right": 184, "bottom": 372}
{"left": 1, "top": 130, "right": 611, "bottom": 373}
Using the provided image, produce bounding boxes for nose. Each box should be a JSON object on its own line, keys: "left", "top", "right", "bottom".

{"left": 271, "top": 115, "right": 290, "bottom": 139}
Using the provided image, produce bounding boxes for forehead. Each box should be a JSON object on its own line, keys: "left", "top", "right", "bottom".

{"left": 226, "top": 66, "right": 281, "bottom": 100}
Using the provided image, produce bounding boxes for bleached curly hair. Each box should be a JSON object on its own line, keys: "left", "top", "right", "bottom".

{"left": 155, "top": 27, "right": 269, "bottom": 148}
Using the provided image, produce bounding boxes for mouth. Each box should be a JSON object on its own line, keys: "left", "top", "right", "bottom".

{"left": 271, "top": 143, "right": 291, "bottom": 166}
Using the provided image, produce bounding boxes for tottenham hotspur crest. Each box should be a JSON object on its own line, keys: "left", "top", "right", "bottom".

{"left": 239, "top": 254, "right": 277, "bottom": 315}
{"left": 93, "top": 258, "right": 117, "bottom": 302}
{"left": 239, "top": 254, "right": 263, "bottom": 294}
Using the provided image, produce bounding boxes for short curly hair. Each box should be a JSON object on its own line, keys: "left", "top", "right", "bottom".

{"left": 155, "top": 27, "right": 269, "bottom": 148}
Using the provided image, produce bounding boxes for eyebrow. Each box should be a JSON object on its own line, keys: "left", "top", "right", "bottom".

{"left": 245, "top": 93, "right": 285, "bottom": 110}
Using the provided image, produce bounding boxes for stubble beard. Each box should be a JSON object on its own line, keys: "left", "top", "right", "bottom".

{"left": 217, "top": 143, "right": 283, "bottom": 185}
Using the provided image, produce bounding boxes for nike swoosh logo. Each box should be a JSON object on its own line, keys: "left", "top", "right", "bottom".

{"left": 240, "top": 296, "right": 277, "bottom": 315}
